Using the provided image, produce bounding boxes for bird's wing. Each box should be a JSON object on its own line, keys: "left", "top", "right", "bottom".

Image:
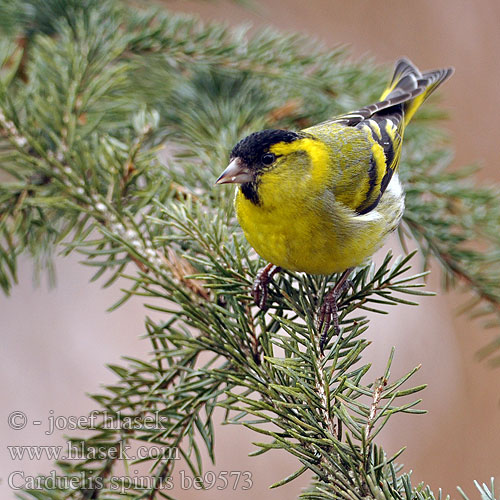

{"left": 321, "top": 113, "right": 403, "bottom": 216}
{"left": 327, "top": 88, "right": 422, "bottom": 127}
{"left": 313, "top": 78, "right": 416, "bottom": 214}
{"left": 350, "top": 114, "right": 403, "bottom": 215}
{"left": 326, "top": 57, "right": 451, "bottom": 128}
{"left": 315, "top": 59, "right": 452, "bottom": 215}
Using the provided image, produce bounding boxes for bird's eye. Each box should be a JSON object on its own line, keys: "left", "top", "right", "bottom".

{"left": 261, "top": 153, "right": 276, "bottom": 166}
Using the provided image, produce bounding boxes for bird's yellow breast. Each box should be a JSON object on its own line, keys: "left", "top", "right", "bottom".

{"left": 235, "top": 180, "right": 392, "bottom": 275}
{"left": 236, "top": 192, "right": 339, "bottom": 274}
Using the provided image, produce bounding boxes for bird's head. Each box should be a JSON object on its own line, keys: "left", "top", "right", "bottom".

{"left": 216, "top": 129, "right": 316, "bottom": 205}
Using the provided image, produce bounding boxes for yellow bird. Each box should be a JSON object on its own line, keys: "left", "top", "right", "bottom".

{"left": 216, "top": 58, "right": 453, "bottom": 349}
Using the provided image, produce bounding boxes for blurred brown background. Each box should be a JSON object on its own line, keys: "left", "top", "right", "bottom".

{"left": 1, "top": 0, "right": 500, "bottom": 498}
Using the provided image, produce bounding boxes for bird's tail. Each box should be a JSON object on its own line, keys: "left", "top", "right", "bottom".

{"left": 380, "top": 58, "right": 454, "bottom": 126}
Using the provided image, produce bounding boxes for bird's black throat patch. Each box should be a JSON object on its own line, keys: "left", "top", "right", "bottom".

{"left": 241, "top": 181, "right": 260, "bottom": 205}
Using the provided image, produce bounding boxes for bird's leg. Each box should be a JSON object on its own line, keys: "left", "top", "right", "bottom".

{"left": 317, "top": 268, "right": 354, "bottom": 352}
{"left": 252, "top": 263, "right": 281, "bottom": 310}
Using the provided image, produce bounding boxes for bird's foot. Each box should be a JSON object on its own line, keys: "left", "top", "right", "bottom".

{"left": 252, "top": 264, "right": 281, "bottom": 310}
{"left": 316, "top": 268, "right": 354, "bottom": 353}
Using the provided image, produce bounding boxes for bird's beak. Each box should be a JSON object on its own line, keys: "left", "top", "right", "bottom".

{"left": 215, "top": 158, "right": 253, "bottom": 185}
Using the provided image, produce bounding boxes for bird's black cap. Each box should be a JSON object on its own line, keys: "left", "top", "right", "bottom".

{"left": 231, "top": 129, "right": 301, "bottom": 167}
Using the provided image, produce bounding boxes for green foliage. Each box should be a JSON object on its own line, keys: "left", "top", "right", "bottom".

{"left": 0, "top": 0, "right": 107, "bottom": 38}
{"left": 402, "top": 153, "right": 500, "bottom": 365}
{"left": 0, "top": 0, "right": 498, "bottom": 499}
{"left": 459, "top": 479, "right": 497, "bottom": 500}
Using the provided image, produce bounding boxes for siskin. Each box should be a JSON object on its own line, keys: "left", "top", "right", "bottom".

{"left": 216, "top": 58, "right": 453, "bottom": 350}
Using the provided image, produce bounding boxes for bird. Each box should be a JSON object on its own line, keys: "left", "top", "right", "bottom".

{"left": 216, "top": 57, "right": 453, "bottom": 351}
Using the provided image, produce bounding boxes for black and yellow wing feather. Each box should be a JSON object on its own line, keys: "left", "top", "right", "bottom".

{"left": 319, "top": 58, "right": 453, "bottom": 215}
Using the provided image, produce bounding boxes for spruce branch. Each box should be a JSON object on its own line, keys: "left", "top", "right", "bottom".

{"left": 401, "top": 145, "right": 500, "bottom": 364}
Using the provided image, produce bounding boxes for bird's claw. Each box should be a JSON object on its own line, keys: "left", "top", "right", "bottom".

{"left": 252, "top": 277, "right": 268, "bottom": 310}
{"left": 317, "top": 293, "right": 340, "bottom": 353}
{"left": 316, "top": 268, "right": 354, "bottom": 353}
{"left": 252, "top": 264, "right": 280, "bottom": 310}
